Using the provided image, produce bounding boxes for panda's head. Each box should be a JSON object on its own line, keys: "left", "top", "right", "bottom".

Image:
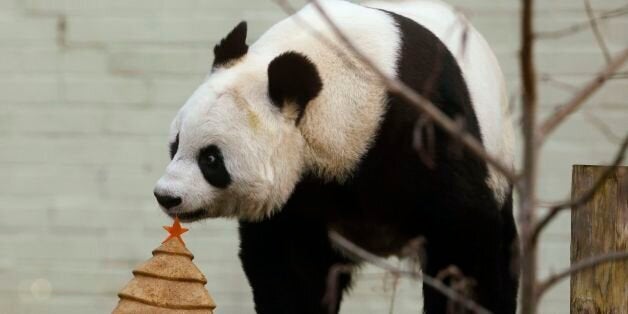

{"left": 153, "top": 22, "right": 323, "bottom": 222}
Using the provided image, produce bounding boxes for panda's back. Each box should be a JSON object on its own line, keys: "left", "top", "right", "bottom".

{"left": 248, "top": 0, "right": 512, "bottom": 202}
{"left": 366, "top": 0, "right": 514, "bottom": 202}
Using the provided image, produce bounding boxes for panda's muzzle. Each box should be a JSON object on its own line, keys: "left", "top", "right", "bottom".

{"left": 170, "top": 208, "right": 209, "bottom": 222}
{"left": 154, "top": 191, "right": 182, "bottom": 210}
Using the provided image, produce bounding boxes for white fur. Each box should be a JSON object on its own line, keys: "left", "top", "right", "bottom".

{"left": 154, "top": 0, "right": 513, "bottom": 220}
{"left": 155, "top": 66, "right": 307, "bottom": 220}
{"left": 250, "top": 0, "right": 401, "bottom": 181}
{"left": 155, "top": 0, "right": 400, "bottom": 220}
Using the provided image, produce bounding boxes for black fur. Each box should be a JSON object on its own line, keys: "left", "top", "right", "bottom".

{"left": 213, "top": 21, "right": 249, "bottom": 68}
{"left": 268, "top": 51, "right": 323, "bottom": 123}
{"left": 239, "top": 9, "right": 519, "bottom": 314}
{"left": 169, "top": 133, "right": 179, "bottom": 160}
{"left": 239, "top": 205, "right": 353, "bottom": 314}
{"left": 198, "top": 145, "right": 231, "bottom": 188}
{"left": 383, "top": 12, "right": 519, "bottom": 312}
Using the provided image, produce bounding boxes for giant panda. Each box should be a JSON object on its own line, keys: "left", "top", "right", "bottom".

{"left": 153, "top": 0, "right": 518, "bottom": 313}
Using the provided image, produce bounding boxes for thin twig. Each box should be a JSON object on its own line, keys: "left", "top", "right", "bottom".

{"left": 303, "top": 0, "right": 516, "bottom": 182}
{"left": 536, "top": 4, "right": 628, "bottom": 39}
{"left": 329, "top": 231, "right": 492, "bottom": 314}
{"left": 531, "top": 135, "right": 628, "bottom": 242}
{"left": 583, "top": 109, "right": 624, "bottom": 144}
{"left": 387, "top": 267, "right": 400, "bottom": 314}
{"left": 584, "top": 0, "right": 611, "bottom": 63}
{"left": 539, "top": 73, "right": 579, "bottom": 91}
{"left": 323, "top": 264, "right": 353, "bottom": 314}
{"left": 536, "top": 251, "right": 628, "bottom": 297}
{"left": 602, "top": 4, "right": 628, "bottom": 18}
{"left": 538, "top": 48, "right": 628, "bottom": 142}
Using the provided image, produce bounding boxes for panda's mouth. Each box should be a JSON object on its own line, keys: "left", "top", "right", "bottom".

{"left": 167, "top": 208, "right": 208, "bottom": 222}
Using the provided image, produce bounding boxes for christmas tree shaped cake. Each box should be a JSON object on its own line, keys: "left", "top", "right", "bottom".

{"left": 113, "top": 218, "right": 216, "bottom": 313}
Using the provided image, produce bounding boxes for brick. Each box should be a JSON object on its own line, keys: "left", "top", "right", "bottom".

{"left": 0, "top": 0, "right": 18, "bottom": 11}
{"left": 47, "top": 195, "right": 150, "bottom": 213}
{"left": 0, "top": 16, "right": 57, "bottom": 44}
{"left": 48, "top": 208, "right": 136, "bottom": 233}
{"left": 477, "top": 14, "right": 628, "bottom": 53}
{"left": 449, "top": 0, "right": 628, "bottom": 13}
{"left": 538, "top": 299, "right": 569, "bottom": 314}
{"left": 9, "top": 295, "right": 117, "bottom": 314}
{"left": 0, "top": 109, "right": 9, "bottom": 134}
{"left": 0, "top": 136, "right": 163, "bottom": 166}
{"left": 539, "top": 211, "right": 571, "bottom": 239}
{"left": 198, "top": 0, "right": 284, "bottom": 12}
{"left": 64, "top": 76, "right": 148, "bottom": 105}
{"left": 605, "top": 20, "right": 628, "bottom": 46}
{"left": 540, "top": 108, "right": 627, "bottom": 144}
{"left": 0, "top": 164, "right": 101, "bottom": 196}
{"left": 62, "top": 49, "right": 108, "bottom": 73}
{"left": 499, "top": 51, "right": 592, "bottom": 77}
{"left": 66, "top": 16, "right": 233, "bottom": 44}
{"left": 149, "top": 77, "right": 204, "bottom": 107}
{"left": 109, "top": 48, "right": 209, "bottom": 75}
{"left": 0, "top": 208, "right": 49, "bottom": 230}
{"left": 503, "top": 74, "right": 627, "bottom": 109}
{"left": 0, "top": 76, "right": 60, "bottom": 103}
{"left": 0, "top": 50, "right": 19, "bottom": 72}
{"left": 0, "top": 48, "right": 107, "bottom": 74}
{"left": 0, "top": 195, "right": 51, "bottom": 211}
{"left": 23, "top": 0, "right": 202, "bottom": 16}
{"left": 8, "top": 107, "right": 106, "bottom": 135}
{"left": 99, "top": 165, "right": 161, "bottom": 198}
{"left": 104, "top": 108, "right": 175, "bottom": 135}
{"left": 0, "top": 49, "right": 56, "bottom": 73}
{"left": 3, "top": 234, "right": 104, "bottom": 261}
{"left": 538, "top": 239, "right": 571, "bottom": 285}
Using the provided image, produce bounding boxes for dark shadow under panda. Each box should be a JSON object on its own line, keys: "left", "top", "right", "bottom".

{"left": 153, "top": 1, "right": 519, "bottom": 313}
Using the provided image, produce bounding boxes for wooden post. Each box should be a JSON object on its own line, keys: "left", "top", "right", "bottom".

{"left": 571, "top": 165, "right": 627, "bottom": 313}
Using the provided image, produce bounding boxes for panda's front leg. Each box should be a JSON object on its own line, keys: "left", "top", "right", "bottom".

{"left": 238, "top": 209, "right": 353, "bottom": 314}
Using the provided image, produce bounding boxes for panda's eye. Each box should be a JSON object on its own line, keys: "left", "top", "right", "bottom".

{"left": 205, "top": 153, "right": 217, "bottom": 166}
{"left": 169, "top": 133, "right": 179, "bottom": 160}
{"left": 198, "top": 145, "right": 231, "bottom": 188}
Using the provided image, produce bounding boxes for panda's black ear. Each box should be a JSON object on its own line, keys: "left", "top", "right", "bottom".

{"left": 268, "top": 51, "right": 323, "bottom": 123}
{"left": 213, "top": 21, "right": 249, "bottom": 68}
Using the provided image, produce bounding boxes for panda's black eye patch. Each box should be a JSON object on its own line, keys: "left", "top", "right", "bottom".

{"left": 198, "top": 145, "right": 231, "bottom": 189}
{"left": 169, "top": 134, "right": 179, "bottom": 160}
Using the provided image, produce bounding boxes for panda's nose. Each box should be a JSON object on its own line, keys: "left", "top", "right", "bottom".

{"left": 154, "top": 192, "right": 182, "bottom": 209}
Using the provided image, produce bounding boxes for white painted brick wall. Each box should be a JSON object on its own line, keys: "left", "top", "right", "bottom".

{"left": 0, "top": 0, "right": 626, "bottom": 313}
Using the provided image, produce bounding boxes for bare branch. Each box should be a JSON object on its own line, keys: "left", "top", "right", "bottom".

{"left": 584, "top": 0, "right": 611, "bottom": 63}
{"left": 302, "top": 0, "right": 516, "bottom": 182}
{"left": 328, "top": 231, "right": 492, "bottom": 314}
{"left": 539, "top": 73, "right": 579, "bottom": 91}
{"left": 518, "top": 0, "right": 540, "bottom": 312}
{"left": 538, "top": 48, "right": 628, "bottom": 142}
{"left": 536, "top": 251, "right": 628, "bottom": 297}
{"left": 531, "top": 135, "right": 628, "bottom": 242}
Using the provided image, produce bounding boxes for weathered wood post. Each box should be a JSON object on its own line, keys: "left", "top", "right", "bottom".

{"left": 571, "top": 165, "right": 627, "bottom": 313}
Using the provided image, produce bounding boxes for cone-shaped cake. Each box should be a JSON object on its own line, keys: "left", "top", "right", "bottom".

{"left": 113, "top": 218, "right": 216, "bottom": 314}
